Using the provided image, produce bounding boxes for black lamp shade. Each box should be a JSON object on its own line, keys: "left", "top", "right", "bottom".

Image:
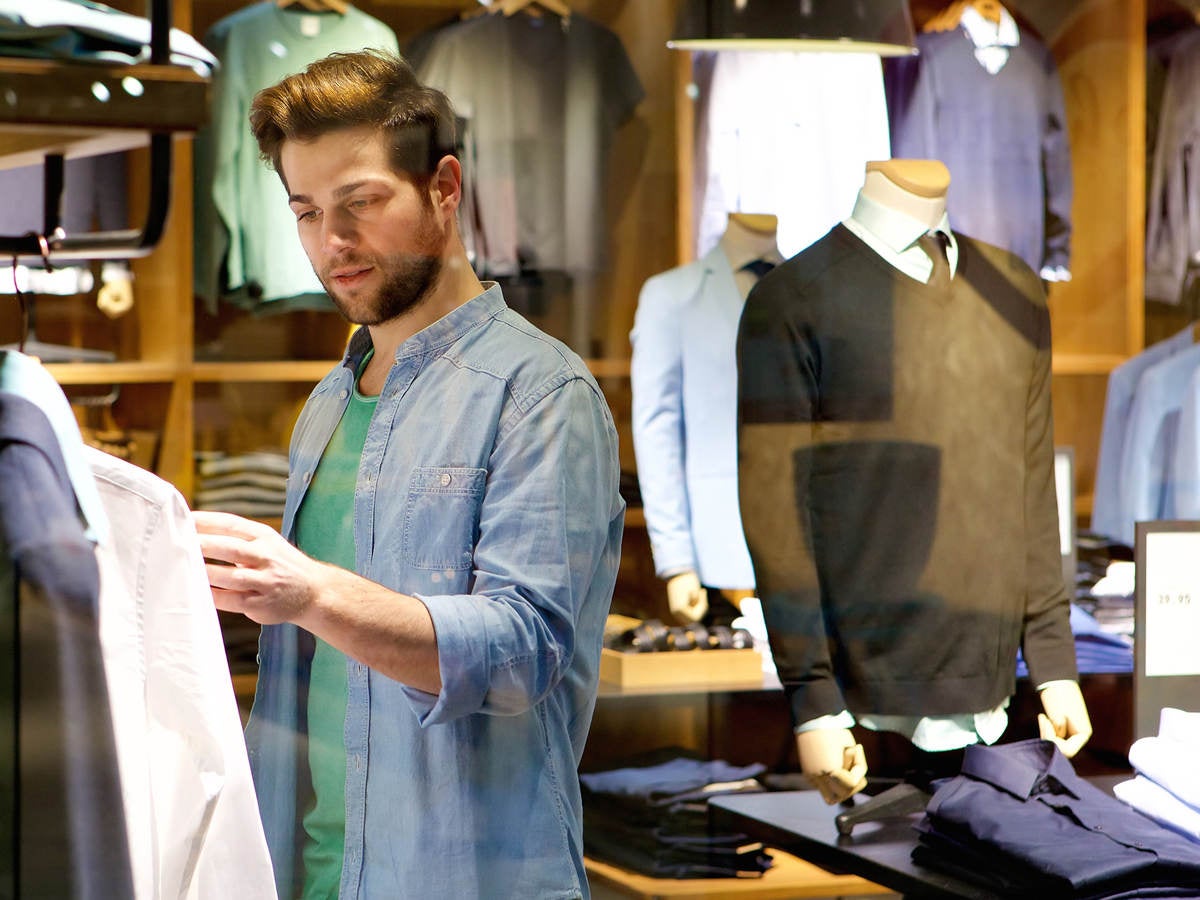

{"left": 668, "top": 0, "right": 917, "bottom": 56}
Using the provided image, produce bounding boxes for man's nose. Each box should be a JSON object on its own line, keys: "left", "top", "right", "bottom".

{"left": 322, "top": 210, "right": 357, "bottom": 253}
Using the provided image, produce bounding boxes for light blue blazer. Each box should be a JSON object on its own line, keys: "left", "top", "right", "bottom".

{"left": 630, "top": 245, "right": 755, "bottom": 589}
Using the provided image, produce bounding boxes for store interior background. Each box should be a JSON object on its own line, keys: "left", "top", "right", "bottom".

{"left": 3, "top": 0, "right": 1196, "bottom": 772}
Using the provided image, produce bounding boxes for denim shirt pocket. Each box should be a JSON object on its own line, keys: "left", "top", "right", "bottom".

{"left": 402, "top": 466, "right": 487, "bottom": 570}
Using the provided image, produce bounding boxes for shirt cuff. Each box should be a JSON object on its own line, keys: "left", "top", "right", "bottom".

{"left": 1035, "top": 678, "right": 1078, "bottom": 692}
{"left": 794, "top": 710, "right": 856, "bottom": 734}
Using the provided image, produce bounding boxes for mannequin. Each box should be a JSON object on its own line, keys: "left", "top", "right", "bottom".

{"left": 631, "top": 212, "right": 780, "bottom": 625}
{"left": 738, "top": 160, "right": 1091, "bottom": 805}
{"left": 665, "top": 212, "right": 778, "bottom": 624}
{"left": 859, "top": 159, "right": 949, "bottom": 227}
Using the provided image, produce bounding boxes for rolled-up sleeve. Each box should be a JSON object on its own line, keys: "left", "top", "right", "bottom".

{"left": 405, "top": 375, "right": 621, "bottom": 724}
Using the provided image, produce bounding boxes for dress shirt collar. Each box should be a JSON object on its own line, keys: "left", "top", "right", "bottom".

{"left": 843, "top": 189, "right": 959, "bottom": 283}
{"left": 960, "top": 5, "right": 1020, "bottom": 49}
{"left": 344, "top": 282, "right": 507, "bottom": 366}
{"left": 717, "top": 232, "right": 785, "bottom": 274}
{"left": 961, "top": 6, "right": 1019, "bottom": 75}
{"left": 960, "top": 738, "right": 1081, "bottom": 801}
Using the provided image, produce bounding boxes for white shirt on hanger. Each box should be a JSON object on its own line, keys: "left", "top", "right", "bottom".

{"left": 87, "top": 447, "right": 275, "bottom": 900}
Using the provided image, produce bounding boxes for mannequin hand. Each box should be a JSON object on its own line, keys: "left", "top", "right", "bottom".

{"left": 1038, "top": 681, "right": 1093, "bottom": 758}
{"left": 666, "top": 571, "right": 708, "bottom": 623}
{"left": 796, "top": 728, "right": 868, "bottom": 804}
{"left": 97, "top": 267, "right": 134, "bottom": 318}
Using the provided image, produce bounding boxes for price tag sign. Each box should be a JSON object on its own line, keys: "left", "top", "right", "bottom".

{"left": 1135, "top": 521, "right": 1200, "bottom": 739}
{"left": 1143, "top": 531, "right": 1200, "bottom": 676}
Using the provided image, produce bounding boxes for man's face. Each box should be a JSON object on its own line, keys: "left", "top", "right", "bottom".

{"left": 282, "top": 125, "right": 447, "bottom": 325}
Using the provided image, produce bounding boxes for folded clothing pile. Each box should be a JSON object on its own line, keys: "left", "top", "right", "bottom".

{"left": 581, "top": 756, "right": 774, "bottom": 879}
{"left": 913, "top": 738, "right": 1200, "bottom": 897}
{"left": 194, "top": 450, "right": 288, "bottom": 519}
{"left": 1114, "top": 708, "right": 1200, "bottom": 844}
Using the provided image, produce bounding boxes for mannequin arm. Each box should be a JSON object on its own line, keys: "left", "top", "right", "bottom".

{"left": 1038, "top": 680, "right": 1092, "bottom": 757}
{"left": 796, "top": 728, "right": 868, "bottom": 804}
{"left": 665, "top": 570, "right": 708, "bottom": 623}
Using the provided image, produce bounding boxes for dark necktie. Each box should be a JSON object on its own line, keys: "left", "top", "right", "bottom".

{"left": 740, "top": 258, "right": 776, "bottom": 280}
{"left": 917, "top": 232, "right": 951, "bottom": 291}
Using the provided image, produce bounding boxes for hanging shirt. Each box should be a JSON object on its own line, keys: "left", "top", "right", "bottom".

{"left": 1168, "top": 361, "right": 1200, "bottom": 521}
{"left": 884, "top": 22, "right": 1073, "bottom": 277}
{"left": 414, "top": 12, "right": 643, "bottom": 277}
{"left": 694, "top": 51, "right": 890, "bottom": 261}
{"left": 87, "top": 448, "right": 275, "bottom": 900}
{"left": 1092, "top": 324, "right": 1196, "bottom": 542}
{"left": 1145, "top": 30, "right": 1200, "bottom": 304}
{"left": 0, "top": 393, "right": 134, "bottom": 900}
{"left": 1115, "top": 342, "right": 1200, "bottom": 545}
{"left": 194, "top": 1, "right": 399, "bottom": 312}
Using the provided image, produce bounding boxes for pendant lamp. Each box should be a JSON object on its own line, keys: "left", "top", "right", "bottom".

{"left": 667, "top": 0, "right": 918, "bottom": 56}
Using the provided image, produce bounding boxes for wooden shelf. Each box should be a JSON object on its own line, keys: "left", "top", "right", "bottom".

{"left": 0, "top": 58, "right": 210, "bottom": 170}
{"left": 44, "top": 361, "right": 180, "bottom": 384}
{"left": 191, "top": 357, "right": 631, "bottom": 382}
{"left": 1051, "top": 353, "right": 1128, "bottom": 376}
{"left": 586, "top": 850, "right": 890, "bottom": 899}
{"left": 192, "top": 360, "right": 337, "bottom": 383}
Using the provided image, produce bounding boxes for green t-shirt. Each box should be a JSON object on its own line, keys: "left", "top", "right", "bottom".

{"left": 294, "top": 360, "right": 377, "bottom": 900}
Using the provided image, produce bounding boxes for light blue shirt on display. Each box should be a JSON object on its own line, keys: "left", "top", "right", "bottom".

{"left": 1091, "top": 324, "right": 1194, "bottom": 543}
{"left": 1116, "top": 341, "right": 1200, "bottom": 545}
{"left": 245, "top": 285, "right": 625, "bottom": 900}
{"left": 630, "top": 243, "right": 779, "bottom": 588}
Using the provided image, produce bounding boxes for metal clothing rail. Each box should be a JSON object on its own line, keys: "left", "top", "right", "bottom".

{"left": 0, "top": 0, "right": 189, "bottom": 262}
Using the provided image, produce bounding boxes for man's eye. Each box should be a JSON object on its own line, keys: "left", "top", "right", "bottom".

{"left": 350, "top": 198, "right": 371, "bottom": 210}
{"left": 296, "top": 210, "right": 317, "bottom": 223}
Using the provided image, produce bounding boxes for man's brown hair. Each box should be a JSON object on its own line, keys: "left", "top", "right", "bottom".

{"left": 249, "top": 49, "right": 457, "bottom": 185}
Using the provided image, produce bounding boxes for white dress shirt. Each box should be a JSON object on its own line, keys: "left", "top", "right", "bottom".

{"left": 695, "top": 51, "right": 890, "bottom": 260}
{"left": 88, "top": 447, "right": 275, "bottom": 899}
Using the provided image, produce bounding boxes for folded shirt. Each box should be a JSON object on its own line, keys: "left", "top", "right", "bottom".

{"left": 0, "top": 0, "right": 215, "bottom": 73}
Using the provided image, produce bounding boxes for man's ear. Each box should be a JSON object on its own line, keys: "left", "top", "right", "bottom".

{"left": 430, "top": 154, "right": 462, "bottom": 219}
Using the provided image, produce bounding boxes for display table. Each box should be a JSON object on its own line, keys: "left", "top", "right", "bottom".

{"left": 586, "top": 848, "right": 892, "bottom": 899}
{"left": 708, "top": 777, "right": 1128, "bottom": 900}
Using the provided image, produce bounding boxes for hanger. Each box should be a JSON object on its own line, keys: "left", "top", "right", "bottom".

{"left": 923, "top": 0, "right": 1005, "bottom": 33}
{"left": 277, "top": 0, "right": 349, "bottom": 14}
{"left": 463, "top": 0, "right": 570, "bottom": 21}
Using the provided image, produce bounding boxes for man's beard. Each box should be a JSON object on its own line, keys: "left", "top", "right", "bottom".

{"left": 319, "top": 214, "right": 446, "bottom": 325}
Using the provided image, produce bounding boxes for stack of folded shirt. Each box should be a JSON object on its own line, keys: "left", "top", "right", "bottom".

{"left": 581, "top": 756, "right": 775, "bottom": 879}
{"left": 0, "top": 0, "right": 216, "bottom": 73}
{"left": 194, "top": 450, "right": 288, "bottom": 519}
{"left": 1114, "top": 708, "right": 1200, "bottom": 843}
{"left": 1016, "top": 603, "right": 1133, "bottom": 677}
{"left": 912, "top": 739, "right": 1200, "bottom": 897}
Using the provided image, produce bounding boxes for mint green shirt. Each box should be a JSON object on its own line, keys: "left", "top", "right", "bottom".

{"left": 294, "top": 362, "right": 376, "bottom": 900}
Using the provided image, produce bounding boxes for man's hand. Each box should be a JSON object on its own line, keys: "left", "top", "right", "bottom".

{"left": 666, "top": 571, "right": 708, "bottom": 623}
{"left": 193, "top": 510, "right": 327, "bottom": 626}
{"left": 796, "top": 728, "right": 868, "bottom": 804}
{"left": 1038, "top": 680, "right": 1093, "bottom": 758}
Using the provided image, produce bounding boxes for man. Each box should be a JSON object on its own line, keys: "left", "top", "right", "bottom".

{"left": 194, "top": 50, "right": 624, "bottom": 900}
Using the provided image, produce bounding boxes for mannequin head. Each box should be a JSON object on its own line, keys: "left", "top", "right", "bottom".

{"left": 860, "top": 160, "right": 951, "bottom": 229}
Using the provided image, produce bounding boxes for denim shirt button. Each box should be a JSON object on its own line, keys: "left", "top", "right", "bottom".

{"left": 338, "top": 389, "right": 349, "bottom": 400}
{"left": 440, "top": 473, "right": 452, "bottom": 486}
{"left": 303, "top": 470, "right": 312, "bottom": 484}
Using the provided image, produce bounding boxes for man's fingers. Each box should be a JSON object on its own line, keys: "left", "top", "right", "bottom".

{"left": 193, "top": 509, "right": 272, "bottom": 540}
{"left": 198, "top": 532, "right": 264, "bottom": 568}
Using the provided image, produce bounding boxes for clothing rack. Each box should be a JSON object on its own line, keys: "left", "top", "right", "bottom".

{"left": 0, "top": 0, "right": 193, "bottom": 264}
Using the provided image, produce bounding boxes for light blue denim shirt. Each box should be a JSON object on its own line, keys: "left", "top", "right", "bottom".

{"left": 245, "top": 284, "right": 625, "bottom": 900}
